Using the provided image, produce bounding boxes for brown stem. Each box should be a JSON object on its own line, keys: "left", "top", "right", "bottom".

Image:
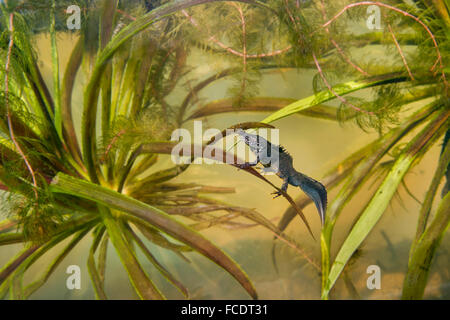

{"left": 318, "top": 0, "right": 369, "bottom": 76}
{"left": 178, "top": 67, "right": 239, "bottom": 124}
{"left": 116, "top": 9, "right": 136, "bottom": 21}
{"left": 386, "top": 22, "right": 414, "bottom": 81}
{"left": 100, "top": 129, "right": 127, "bottom": 163}
{"left": 181, "top": 9, "right": 291, "bottom": 59}
{"left": 319, "top": 1, "right": 447, "bottom": 91}
{"left": 0, "top": 245, "right": 40, "bottom": 286}
{"left": 62, "top": 36, "right": 85, "bottom": 166}
{"left": 231, "top": 2, "right": 248, "bottom": 99}
{"left": 312, "top": 52, "right": 374, "bottom": 115}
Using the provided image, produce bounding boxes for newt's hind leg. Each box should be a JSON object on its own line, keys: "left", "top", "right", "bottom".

{"left": 272, "top": 180, "right": 289, "bottom": 199}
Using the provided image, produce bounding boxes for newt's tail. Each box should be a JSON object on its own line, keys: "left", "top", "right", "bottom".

{"left": 296, "top": 173, "right": 327, "bottom": 226}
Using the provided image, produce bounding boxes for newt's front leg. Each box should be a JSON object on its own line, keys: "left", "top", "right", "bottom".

{"left": 272, "top": 180, "right": 289, "bottom": 199}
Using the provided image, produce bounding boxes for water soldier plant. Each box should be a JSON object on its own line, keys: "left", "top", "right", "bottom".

{"left": 0, "top": 0, "right": 300, "bottom": 299}
{"left": 0, "top": 0, "right": 448, "bottom": 300}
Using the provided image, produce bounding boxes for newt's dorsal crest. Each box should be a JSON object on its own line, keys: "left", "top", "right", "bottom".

{"left": 279, "top": 145, "right": 290, "bottom": 156}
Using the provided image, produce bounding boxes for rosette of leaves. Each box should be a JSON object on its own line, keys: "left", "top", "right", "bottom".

{"left": 0, "top": 0, "right": 301, "bottom": 300}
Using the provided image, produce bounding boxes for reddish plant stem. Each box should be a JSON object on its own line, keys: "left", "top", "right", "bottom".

{"left": 100, "top": 129, "right": 126, "bottom": 163}
{"left": 319, "top": 0, "right": 369, "bottom": 76}
{"left": 284, "top": 0, "right": 298, "bottom": 28}
{"left": 320, "top": 1, "right": 447, "bottom": 91}
{"left": 248, "top": 46, "right": 293, "bottom": 58}
{"left": 270, "top": 229, "right": 320, "bottom": 271}
{"left": 312, "top": 52, "right": 374, "bottom": 115}
{"left": 231, "top": 2, "right": 248, "bottom": 97}
{"left": 181, "top": 9, "right": 241, "bottom": 56}
{"left": 274, "top": 237, "right": 320, "bottom": 272}
{"left": 387, "top": 22, "right": 415, "bottom": 81}
{"left": 332, "top": 38, "right": 369, "bottom": 75}
{"left": 4, "top": 13, "right": 39, "bottom": 200}
{"left": 116, "top": 9, "right": 136, "bottom": 21}
{"left": 181, "top": 9, "right": 291, "bottom": 59}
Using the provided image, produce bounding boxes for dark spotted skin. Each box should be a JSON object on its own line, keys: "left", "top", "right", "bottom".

{"left": 145, "top": 0, "right": 161, "bottom": 12}
{"left": 236, "top": 129, "right": 327, "bottom": 225}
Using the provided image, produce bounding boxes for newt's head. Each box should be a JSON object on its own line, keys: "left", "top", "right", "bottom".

{"left": 236, "top": 128, "right": 255, "bottom": 145}
{"left": 235, "top": 129, "right": 266, "bottom": 154}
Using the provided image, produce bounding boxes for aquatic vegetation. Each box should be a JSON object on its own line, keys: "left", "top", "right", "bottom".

{"left": 0, "top": 0, "right": 297, "bottom": 299}
{"left": 259, "top": 0, "right": 449, "bottom": 300}
{"left": 0, "top": 0, "right": 448, "bottom": 300}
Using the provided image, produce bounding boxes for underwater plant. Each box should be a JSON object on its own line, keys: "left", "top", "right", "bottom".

{"left": 0, "top": 0, "right": 448, "bottom": 300}
{"left": 0, "top": 0, "right": 309, "bottom": 299}
{"left": 251, "top": 0, "right": 449, "bottom": 300}
{"left": 176, "top": 0, "right": 449, "bottom": 299}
